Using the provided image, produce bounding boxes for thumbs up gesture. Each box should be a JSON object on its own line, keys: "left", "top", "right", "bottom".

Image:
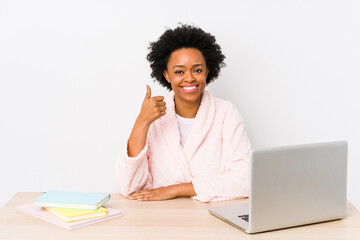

{"left": 138, "top": 85, "right": 167, "bottom": 125}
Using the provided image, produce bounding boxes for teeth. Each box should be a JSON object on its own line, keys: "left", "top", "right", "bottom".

{"left": 182, "top": 86, "right": 196, "bottom": 90}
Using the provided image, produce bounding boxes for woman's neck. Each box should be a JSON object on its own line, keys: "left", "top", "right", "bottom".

{"left": 174, "top": 95, "right": 202, "bottom": 118}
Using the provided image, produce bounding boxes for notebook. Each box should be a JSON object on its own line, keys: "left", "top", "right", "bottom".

{"left": 34, "top": 191, "right": 110, "bottom": 210}
{"left": 44, "top": 206, "right": 108, "bottom": 222}
{"left": 16, "top": 203, "right": 122, "bottom": 230}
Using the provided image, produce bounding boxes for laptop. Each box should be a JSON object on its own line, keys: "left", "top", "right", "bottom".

{"left": 209, "top": 141, "right": 348, "bottom": 233}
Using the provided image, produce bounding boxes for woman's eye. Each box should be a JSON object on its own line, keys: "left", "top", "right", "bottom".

{"left": 175, "top": 70, "right": 183, "bottom": 74}
{"left": 194, "top": 69, "right": 203, "bottom": 73}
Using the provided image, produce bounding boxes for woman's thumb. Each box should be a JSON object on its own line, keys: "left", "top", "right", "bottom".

{"left": 144, "top": 85, "right": 151, "bottom": 100}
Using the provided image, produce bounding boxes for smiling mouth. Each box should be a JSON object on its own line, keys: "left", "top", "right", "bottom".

{"left": 180, "top": 85, "right": 199, "bottom": 93}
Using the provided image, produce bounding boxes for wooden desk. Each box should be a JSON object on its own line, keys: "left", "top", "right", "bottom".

{"left": 0, "top": 192, "right": 359, "bottom": 240}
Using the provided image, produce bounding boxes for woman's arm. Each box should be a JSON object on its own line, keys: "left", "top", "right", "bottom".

{"left": 115, "top": 85, "right": 166, "bottom": 196}
{"left": 127, "top": 118, "right": 151, "bottom": 157}
{"left": 128, "top": 85, "right": 166, "bottom": 157}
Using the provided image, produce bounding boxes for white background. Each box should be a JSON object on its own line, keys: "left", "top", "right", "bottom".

{"left": 1, "top": 0, "right": 359, "bottom": 209}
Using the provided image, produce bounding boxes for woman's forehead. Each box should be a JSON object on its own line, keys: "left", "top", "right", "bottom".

{"left": 167, "top": 48, "right": 206, "bottom": 66}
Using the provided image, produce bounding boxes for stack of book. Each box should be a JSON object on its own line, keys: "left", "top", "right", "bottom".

{"left": 16, "top": 190, "right": 122, "bottom": 230}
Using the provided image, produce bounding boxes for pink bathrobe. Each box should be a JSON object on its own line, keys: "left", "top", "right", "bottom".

{"left": 115, "top": 90, "right": 251, "bottom": 202}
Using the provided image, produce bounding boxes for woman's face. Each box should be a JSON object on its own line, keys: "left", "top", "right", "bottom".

{"left": 163, "top": 48, "right": 209, "bottom": 106}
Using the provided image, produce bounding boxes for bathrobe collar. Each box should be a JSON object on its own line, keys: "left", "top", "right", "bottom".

{"left": 160, "top": 90, "right": 216, "bottom": 163}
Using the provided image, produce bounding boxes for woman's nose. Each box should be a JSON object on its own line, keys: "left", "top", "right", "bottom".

{"left": 184, "top": 71, "right": 195, "bottom": 82}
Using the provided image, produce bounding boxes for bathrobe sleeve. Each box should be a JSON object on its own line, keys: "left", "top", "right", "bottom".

{"left": 114, "top": 129, "right": 153, "bottom": 196}
{"left": 192, "top": 103, "right": 251, "bottom": 202}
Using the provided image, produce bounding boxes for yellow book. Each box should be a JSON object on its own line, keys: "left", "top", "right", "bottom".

{"left": 44, "top": 206, "right": 108, "bottom": 222}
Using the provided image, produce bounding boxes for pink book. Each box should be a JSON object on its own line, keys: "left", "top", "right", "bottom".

{"left": 16, "top": 203, "right": 123, "bottom": 230}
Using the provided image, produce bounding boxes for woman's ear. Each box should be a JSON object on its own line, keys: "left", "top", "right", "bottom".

{"left": 163, "top": 70, "right": 170, "bottom": 83}
{"left": 206, "top": 68, "right": 210, "bottom": 79}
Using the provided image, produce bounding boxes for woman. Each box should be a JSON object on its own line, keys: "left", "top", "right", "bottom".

{"left": 115, "top": 24, "right": 251, "bottom": 202}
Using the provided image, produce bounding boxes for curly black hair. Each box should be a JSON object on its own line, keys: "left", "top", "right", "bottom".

{"left": 147, "top": 24, "right": 226, "bottom": 91}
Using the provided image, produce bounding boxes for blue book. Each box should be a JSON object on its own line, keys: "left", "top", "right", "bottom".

{"left": 34, "top": 191, "right": 110, "bottom": 210}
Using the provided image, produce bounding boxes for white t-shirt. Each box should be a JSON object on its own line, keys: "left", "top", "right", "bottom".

{"left": 176, "top": 114, "right": 195, "bottom": 146}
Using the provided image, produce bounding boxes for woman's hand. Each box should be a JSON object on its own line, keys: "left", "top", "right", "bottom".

{"left": 127, "top": 183, "right": 196, "bottom": 201}
{"left": 127, "top": 186, "right": 177, "bottom": 201}
{"left": 127, "top": 85, "right": 166, "bottom": 157}
{"left": 137, "top": 85, "right": 166, "bottom": 126}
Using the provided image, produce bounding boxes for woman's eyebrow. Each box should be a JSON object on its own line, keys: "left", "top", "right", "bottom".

{"left": 173, "top": 65, "right": 185, "bottom": 69}
{"left": 172, "top": 64, "right": 204, "bottom": 69}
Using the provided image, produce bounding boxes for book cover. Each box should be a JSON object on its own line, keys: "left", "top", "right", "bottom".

{"left": 16, "top": 203, "right": 122, "bottom": 230}
{"left": 44, "top": 206, "right": 108, "bottom": 222}
{"left": 34, "top": 191, "right": 110, "bottom": 210}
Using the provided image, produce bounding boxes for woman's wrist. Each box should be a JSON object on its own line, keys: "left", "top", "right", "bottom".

{"left": 173, "top": 183, "right": 196, "bottom": 197}
{"left": 136, "top": 114, "right": 152, "bottom": 128}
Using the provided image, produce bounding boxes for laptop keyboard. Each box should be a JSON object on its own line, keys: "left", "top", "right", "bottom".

{"left": 238, "top": 214, "right": 249, "bottom": 222}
